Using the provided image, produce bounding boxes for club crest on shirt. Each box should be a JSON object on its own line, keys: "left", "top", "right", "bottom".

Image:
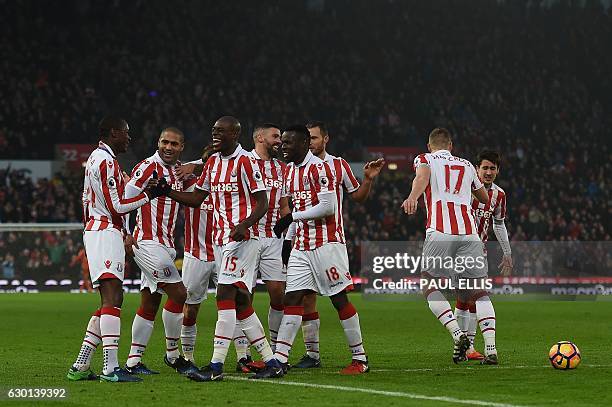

{"left": 108, "top": 161, "right": 113, "bottom": 168}
{"left": 104, "top": 260, "right": 111, "bottom": 269}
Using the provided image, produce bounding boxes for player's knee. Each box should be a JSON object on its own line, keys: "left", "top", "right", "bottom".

{"left": 184, "top": 303, "right": 200, "bottom": 320}
{"left": 283, "top": 291, "right": 303, "bottom": 307}
{"left": 330, "top": 291, "right": 349, "bottom": 311}
{"left": 303, "top": 292, "right": 317, "bottom": 313}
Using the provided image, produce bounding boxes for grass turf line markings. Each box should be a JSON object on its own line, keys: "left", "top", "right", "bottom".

{"left": 226, "top": 376, "right": 528, "bottom": 407}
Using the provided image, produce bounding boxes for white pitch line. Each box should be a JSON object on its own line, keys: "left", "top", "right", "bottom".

{"left": 371, "top": 364, "right": 612, "bottom": 372}
{"left": 226, "top": 376, "right": 527, "bottom": 407}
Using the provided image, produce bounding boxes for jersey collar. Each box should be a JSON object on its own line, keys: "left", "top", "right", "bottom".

{"left": 98, "top": 141, "right": 116, "bottom": 158}
{"left": 221, "top": 143, "right": 243, "bottom": 159}
{"left": 297, "top": 151, "right": 314, "bottom": 167}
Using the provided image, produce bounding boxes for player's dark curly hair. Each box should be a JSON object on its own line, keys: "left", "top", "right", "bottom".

{"left": 476, "top": 150, "right": 501, "bottom": 167}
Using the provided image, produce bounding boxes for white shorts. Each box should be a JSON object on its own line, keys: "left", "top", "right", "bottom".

{"left": 83, "top": 229, "right": 125, "bottom": 289}
{"left": 182, "top": 253, "right": 218, "bottom": 304}
{"left": 421, "top": 229, "right": 488, "bottom": 278}
{"left": 133, "top": 240, "right": 182, "bottom": 294}
{"left": 286, "top": 243, "right": 353, "bottom": 297}
{"left": 216, "top": 239, "right": 262, "bottom": 293}
{"left": 255, "top": 237, "right": 286, "bottom": 285}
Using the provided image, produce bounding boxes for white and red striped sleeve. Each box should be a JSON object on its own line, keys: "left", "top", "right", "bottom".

{"left": 195, "top": 156, "right": 214, "bottom": 192}
{"left": 127, "top": 160, "right": 158, "bottom": 194}
{"left": 240, "top": 156, "right": 266, "bottom": 193}
{"left": 99, "top": 159, "right": 149, "bottom": 216}
{"left": 310, "top": 162, "right": 335, "bottom": 195}
{"left": 340, "top": 158, "right": 360, "bottom": 193}
{"left": 413, "top": 153, "right": 429, "bottom": 171}
{"left": 470, "top": 163, "right": 484, "bottom": 190}
{"left": 494, "top": 189, "right": 507, "bottom": 220}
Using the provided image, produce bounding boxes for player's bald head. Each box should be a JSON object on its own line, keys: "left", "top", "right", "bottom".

{"left": 428, "top": 127, "right": 452, "bottom": 151}
{"left": 216, "top": 116, "right": 241, "bottom": 136}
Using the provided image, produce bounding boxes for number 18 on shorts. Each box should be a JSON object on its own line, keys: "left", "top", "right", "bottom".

{"left": 286, "top": 243, "right": 353, "bottom": 296}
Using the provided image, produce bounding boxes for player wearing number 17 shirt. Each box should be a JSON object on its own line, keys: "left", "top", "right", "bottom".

{"left": 267, "top": 125, "right": 370, "bottom": 377}
{"left": 166, "top": 116, "right": 283, "bottom": 381}
{"left": 402, "top": 128, "right": 499, "bottom": 365}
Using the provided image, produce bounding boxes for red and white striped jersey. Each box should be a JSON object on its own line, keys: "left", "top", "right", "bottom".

{"left": 126, "top": 152, "right": 184, "bottom": 248}
{"left": 195, "top": 144, "right": 266, "bottom": 246}
{"left": 82, "top": 141, "right": 149, "bottom": 232}
{"left": 183, "top": 161, "right": 215, "bottom": 261}
{"left": 322, "top": 152, "right": 360, "bottom": 237}
{"left": 285, "top": 151, "right": 341, "bottom": 251}
{"left": 471, "top": 182, "right": 507, "bottom": 243}
{"left": 413, "top": 150, "right": 483, "bottom": 235}
{"left": 250, "top": 149, "right": 288, "bottom": 238}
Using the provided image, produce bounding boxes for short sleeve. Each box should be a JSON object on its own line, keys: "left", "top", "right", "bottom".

{"left": 128, "top": 161, "right": 157, "bottom": 193}
{"left": 494, "top": 190, "right": 507, "bottom": 220}
{"left": 241, "top": 156, "right": 266, "bottom": 193}
{"left": 470, "top": 163, "right": 483, "bottom": 190}
{"left": 413, "top": 154, "right": 429, "bottom": 171}
{"left": 340, "top": 158, "right": 360, "bottom": 193}
{"left": 310, "top": 162, "right": 335, "bottom": 194}
{"left": 196, "top": 156, "right": 214, "bottom": 192}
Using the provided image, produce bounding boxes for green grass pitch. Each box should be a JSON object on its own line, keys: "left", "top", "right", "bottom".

{"left": 1, "top": 293, "right": 611, "bottom": 406}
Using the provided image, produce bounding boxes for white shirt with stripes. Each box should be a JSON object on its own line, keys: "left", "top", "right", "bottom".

{"left": 321, "top": 152, "right": 360, "bottom": 241}
{"left": 250, "top": 149, "right": 288, "bottom": 238}
{"left": 82, "top": 141, "right": 149, "bottom": 232}
{"left": 285, "top": 151, "right": 340, "bottom": 251}
{"left": 126, "top": 152, "right": 184, "bottom": 248}
{"left": 183, "top": 159, "right": 216, "bottom": 262}
{"left": 195, "top": 144, "right": 266, "bottom": 246}
{"left": 471, "top": 182, "right": 507, "bottom": 243}
{"left": 413, "top": 150, "right": 483, "bottom": 235}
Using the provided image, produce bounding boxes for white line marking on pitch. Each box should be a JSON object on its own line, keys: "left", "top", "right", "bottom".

{"left": 226, "top": 376, "right": 527, "bottom": 407}
{"left": 371, "top": 364, "right": 612, "bottom": 372}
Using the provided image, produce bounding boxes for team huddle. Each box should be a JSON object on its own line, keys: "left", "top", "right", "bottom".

{"left": 68, "top": 116, "right": 512, "bottom": 383}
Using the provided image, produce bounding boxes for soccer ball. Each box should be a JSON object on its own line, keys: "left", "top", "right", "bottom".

{"left": 549, "top": 341, "right": 581, "bottom": 370}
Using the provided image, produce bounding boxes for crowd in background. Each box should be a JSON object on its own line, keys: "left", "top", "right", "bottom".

{"left": 1, "top": 0, "right": 611, "bottom": 281}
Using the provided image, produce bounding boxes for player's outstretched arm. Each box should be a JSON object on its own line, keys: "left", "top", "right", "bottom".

{"left": 273, "top": 191, "right": 336, "bottom": 238}
{"left": 168, "top": 188, "right": 209, "bottom": 208}
{"left": 402, "top": 165, "right": 430, "bottom": 215}
{"left": 351, "top": 158, "right": 385, "bottom": 203}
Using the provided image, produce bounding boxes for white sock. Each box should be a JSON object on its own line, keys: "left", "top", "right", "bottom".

{"left": 302, "top": 312, "right": 320, "bottom": 360}
{"left": 476, "top": 295, "right": 497, "bottom": 356}
{"left": 100, "top": 307, "right": 121, "bottom": 375}
{"left": 273, "top": 306, "right": 303, "bottom": 364}
{"left": 268, "top": 305, "right": 284, "bottom": 353}
{"left": 233, "top": 322, "right": 249, "bottom": 361}
{"left": 338, "top": 303, "right": 367, "bottom": 362}
{"left": 181, "top": 317, "right": 197, "bottom": 362}
{"left": 162, "top": 300, "right": 184, "bottom": 363}
{"left": 468, "top": 310, "right": 478, "bottom": 350}
{"left": 455, "top": 300, "right": 471, "bottom": 349}
{"left": 426, "top": 290, "right": 463, "bottom": 341}
{"left": 126, "top": 308, "right": 155, "bottom": 368}
{"left": 211, "top": 301, "right": 236, "bottom": 364}
{"left": 73, "top": 310, "right": 101, "bottom": 371}
{"left": 239, "top": 307, "right": 273, "bottom": 362}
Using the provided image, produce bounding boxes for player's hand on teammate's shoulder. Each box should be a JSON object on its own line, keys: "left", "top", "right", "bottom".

{"left": 230, "top": 222, "right": 248, "bottom": 241}
{"left": 401, "top": 197, "right": 418, "bottom": 215}
{"left": 364, "top": 157, "right": 385, "bottom": 180}
{"left": 176, "top": 163, "right": 195, "bottom": 180}
{"left": 121, "top": 170, "right": 131, "bottom": 184}
{"left": 499, "top": 255, "right": 513, "bottom": 276}
{"left": 124, "top": 234, "right": 139, "bottom": 257}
